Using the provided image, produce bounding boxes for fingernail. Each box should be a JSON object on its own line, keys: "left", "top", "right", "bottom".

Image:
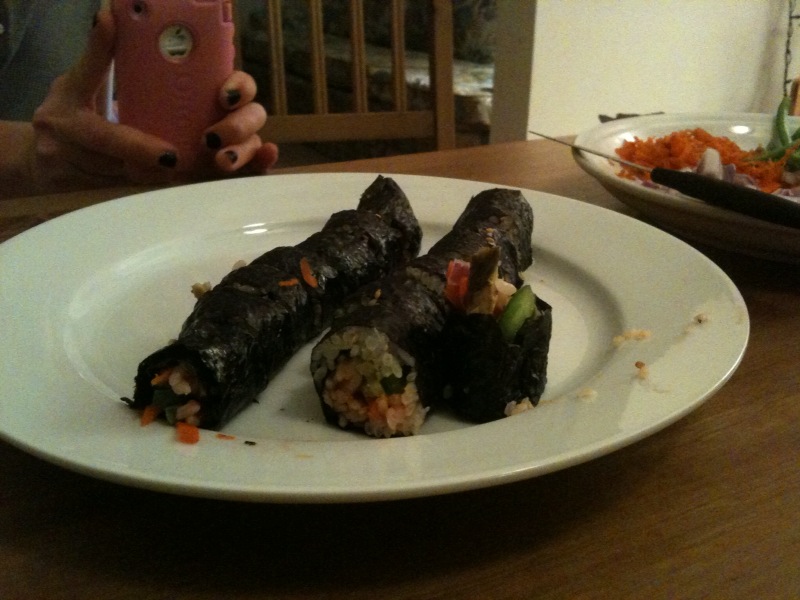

{"left": 225, "top": 89, "right": 241, "bottom": 107}
{"left": 205, "top": 132, "right": 222, "bottom": 149}
{"left": 92, "top": 12, "right": 99, "bottom": 27}
{"left": 158, "top": 151, "right": 177, "bottom": 168}
{"left": 225, "top": 150, "right": 238, "bottom": 164}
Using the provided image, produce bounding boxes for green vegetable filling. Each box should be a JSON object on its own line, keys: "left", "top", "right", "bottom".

{"left": 756, "top": 96, "right": 800, "bottom": 169}
{"left": 164, "top": 405, "right": 179, "bottom": 425}
{"left": 498, "top": 285, "right": 538, "bottom": 341}
{"left": 381, "top": 374, "right": 407, "bottom": 395}
{"left": 151, "top": 387, "right": 183, "bottom": 409}
{"left": 151, "top": 386, "right": 185, "bottom": 424}
{"left": 768, "top": 96, "right": 791, "bottom": 151}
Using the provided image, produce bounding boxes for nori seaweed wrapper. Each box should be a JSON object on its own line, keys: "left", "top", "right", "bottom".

{"left": 428, "top": 187, "right": 533, "bottom": 287}
{"left": 128, "top": 175, "right": 421, "bottom": 429}
{"left": 441, "top": 296, "right": 553, "bottom": 423}
{"left": 311, "top": 187, "right": 535, "bottom": 433}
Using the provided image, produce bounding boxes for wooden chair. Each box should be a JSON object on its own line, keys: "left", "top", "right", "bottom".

{"left": 249, "top": 0, "right": 456, "bottom": 151}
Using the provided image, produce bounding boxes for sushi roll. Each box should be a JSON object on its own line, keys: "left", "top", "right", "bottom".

{"left": 125, "top": 176, "right": 422, "bottom": 430}
{"left": 440, "top": 246, "right": 553, "bottom": 422}
{"left": 310, "top": 188, "right": 537, "bottom": 437}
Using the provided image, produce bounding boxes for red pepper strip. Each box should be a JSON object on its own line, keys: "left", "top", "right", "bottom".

{"left": 444, "top": 259, "right": 471, "bottom": 310}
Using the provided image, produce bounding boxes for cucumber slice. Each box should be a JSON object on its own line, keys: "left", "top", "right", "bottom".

{"left": 498, "top": 285, "right": 538, "bottom": 341}
{"left": 151, "top": 387, "right": 182, "bottom": 409}
{"left": 164, "top": 405, "right": 179, "bottom": 425}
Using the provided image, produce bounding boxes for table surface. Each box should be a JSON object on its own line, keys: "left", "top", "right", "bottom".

{"left": 1, "top": 140, "right": 798, "bottom": 599}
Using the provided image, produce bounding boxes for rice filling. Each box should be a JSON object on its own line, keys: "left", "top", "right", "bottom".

{"left": 312, "top": 327, "right": 426, "bottom": 437}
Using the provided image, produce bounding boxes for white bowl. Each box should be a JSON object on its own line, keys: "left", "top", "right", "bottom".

{"left": 573, "top": 112, "right": 800, "bottom": 263}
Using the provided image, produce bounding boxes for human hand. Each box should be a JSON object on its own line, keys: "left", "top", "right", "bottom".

{"left": 25, "top": 10, "right": 276, "bottom": 195}
{"left": 203, "top": 71, "right": 279, "bottom": 175}
{"left": 27, "top": 11, "right": 179, "bottom": 193}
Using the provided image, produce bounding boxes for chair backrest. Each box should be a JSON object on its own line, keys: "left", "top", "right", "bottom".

{"left": 251, "top": 0, "right": 456, "bottom": 150}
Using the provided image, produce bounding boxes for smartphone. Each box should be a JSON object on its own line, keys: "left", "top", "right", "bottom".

{"left": 111, "top": 0, "right": 235, "bottom": 172}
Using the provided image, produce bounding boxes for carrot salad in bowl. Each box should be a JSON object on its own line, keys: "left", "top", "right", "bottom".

{"left": 615, "top": 97, "right": 800, "bottom": 197}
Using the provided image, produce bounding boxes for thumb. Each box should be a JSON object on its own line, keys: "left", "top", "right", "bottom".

{"left": 64, "top": 10, "right": 116, "bottom": 107}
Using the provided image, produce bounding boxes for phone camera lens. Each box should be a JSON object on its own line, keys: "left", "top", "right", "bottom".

{"left": 131, "top": 1, "right": 148, "bottom": 18}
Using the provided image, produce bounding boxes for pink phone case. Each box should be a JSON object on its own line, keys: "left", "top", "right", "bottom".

{"left": 112, "top": 0, "right": 235, "bottom": 172}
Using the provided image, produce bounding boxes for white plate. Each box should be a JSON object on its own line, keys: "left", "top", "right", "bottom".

{"left": 573, "top": 112, "right": 800, "bottom": 263}
{"left": 0, "top": 174, "right": 748, "bottom": 503}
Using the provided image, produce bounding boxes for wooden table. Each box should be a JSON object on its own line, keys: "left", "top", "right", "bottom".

{"left": 1, "top": 140, "right": 798, "bottom": 599}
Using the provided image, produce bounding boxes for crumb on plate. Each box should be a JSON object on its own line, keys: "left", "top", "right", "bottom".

{"left": 634, "top": 360, "right": 649, "bottom": 380}
{"left": 504, "top": 398, "right": 535, "bottom": 416}
{"left": 613, "top": 328, "right": 652, "bottom": 347}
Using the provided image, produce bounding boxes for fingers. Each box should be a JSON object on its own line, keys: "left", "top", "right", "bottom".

{"left": 75, "top": 114, "right": 176, "bottom": 168}
{"left": 205, "top": 71, "right": 280, "bottom": 176}
{"left": 54, "top": 62, "right": 273, "bottom": 181}
{"left": 22, "top": 9, "right": 182, "bottom": 193}
{"left": 24, "top": 14, "right": 286, "bottom": 191}
{"left": 212, "top": 134, "right": 263, "bottom": 172}
{"left": 220, "top": 71, "right": 258, "bottom": 110}
{"left": 204, "top": 102, "right": 266, "bottom": 152}
{"left": 36, "top": 133, "right": 127, "bottom": 179}
{"left": 250, "top": 142, "right": 280, "bottom": 172}
{"left": 213, "top": 138, "right": 279, "bottom": 175}
{"left": 29, "top": 129, "right": 129, "bottom": 194}
{"left": 33, "top": 107, "right": 179, "bottom": 175}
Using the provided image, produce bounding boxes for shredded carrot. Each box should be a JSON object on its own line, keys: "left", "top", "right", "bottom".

{"left": 176, "top": 421, "right": 200, "bottom": 444}
{"left": 616, "top": 128, "right": 788, "bottom": 193}
{"left": 150, "top": 369, "right": 171, "bottom": 386}
{"left": 299, "top": 257, "right": 318, "bottom": 288}
{"left": 215, "top": 433, "right": 236, "bottom": 440}
{"left": 140, "top": 404, "right": 161, "bottom": 427}
{"left": 278, "top": 277, "right": 299, "bottom": 287}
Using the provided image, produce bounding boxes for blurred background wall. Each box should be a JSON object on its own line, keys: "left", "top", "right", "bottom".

{"left": 493, "top": 0, "right": 793, "bottom": 140}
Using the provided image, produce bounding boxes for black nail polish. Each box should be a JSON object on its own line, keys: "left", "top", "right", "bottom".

{"left": 158, "top": 151, "right": 177, "bottom": 168}
{"left": 225, "top": 89, "right": 241, "bottom": 107}
{"left": 92, "top": 12, "right": 99, "bottom": 27}
{"left": 225, "top": 150, "right": 238, "bottom": 164}
{"left": 206, "top": 132, "right": 222, "bottom": 149}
